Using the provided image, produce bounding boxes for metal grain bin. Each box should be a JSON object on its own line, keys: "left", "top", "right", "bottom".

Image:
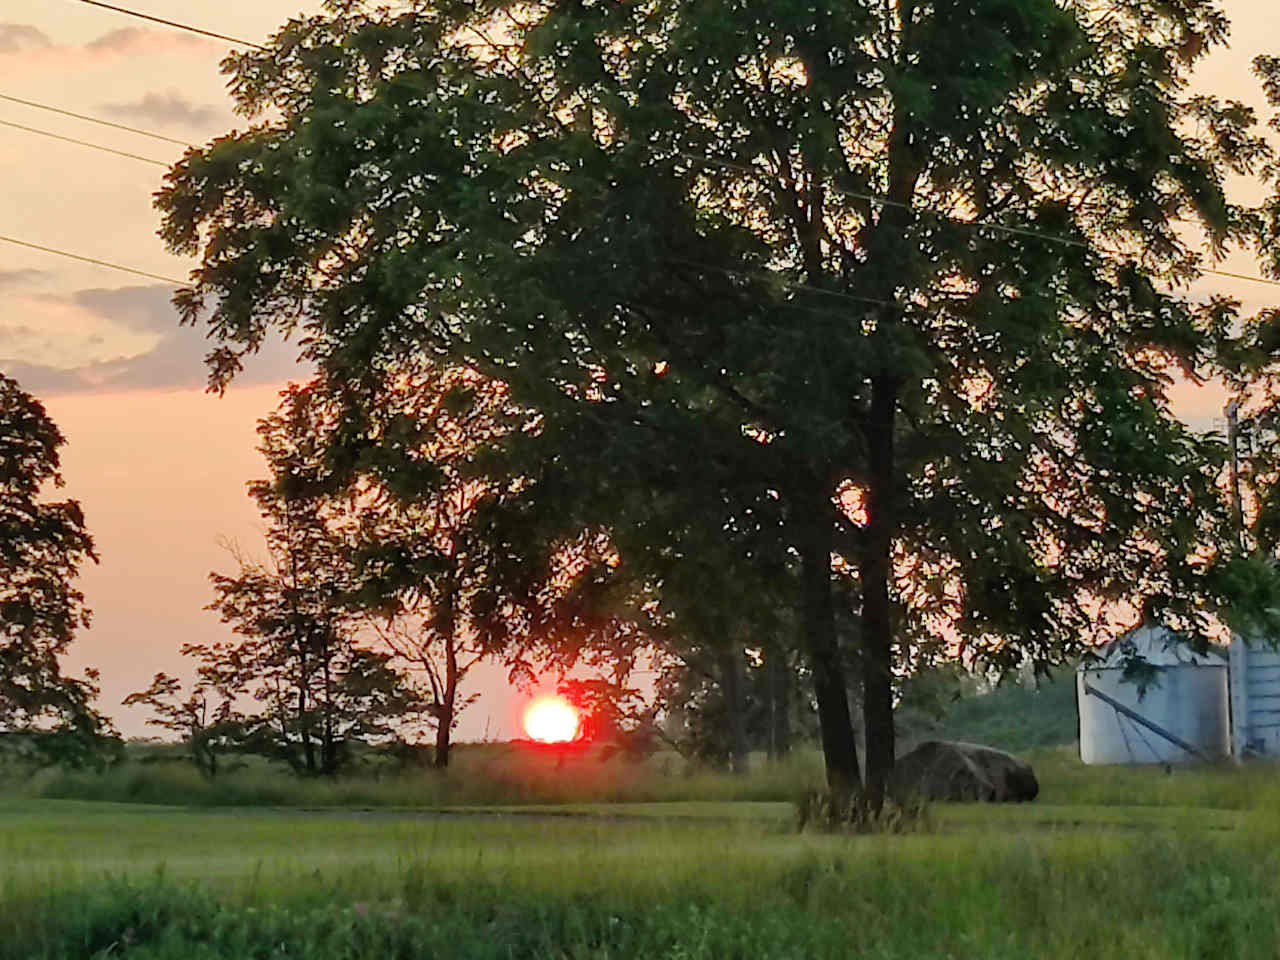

{"left": 1077, "top": 623, "right": 1230, "bottom": 765}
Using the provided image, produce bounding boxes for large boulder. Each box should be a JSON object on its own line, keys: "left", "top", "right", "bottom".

{"left": 889, "top": 741, "right": 1039, "bottom": 803}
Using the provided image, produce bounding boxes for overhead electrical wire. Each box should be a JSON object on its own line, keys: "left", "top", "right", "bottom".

{"left": 679, "top": 152, "right": 1280, "bottom": 291}
{"left": 0, "top": 93, "right": 195, "bottom": 147}
{"left": 5, "top": 110, "right": 1280, "bottom": 296}
{"left": 42, "top": 3, "right": 1280, "bottom": 291}
{"left": 0, "top": 235, "right": 187, "bottom": 285}
{"left": 9, "top": 8, "right": 1280, "bottom": 295}
{"left": 0, "top": 117, "right": 170, "bottom": 166}
{"left": 71, "top": 0, "right": 266, "bottom": 50}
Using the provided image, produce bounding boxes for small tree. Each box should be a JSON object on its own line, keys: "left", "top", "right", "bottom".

{"left": 298, "top": 362, "right": 548, "bottom": 768}
{"left": 123, "top": 667, "right": 244, "bottom": 778}
{"left": 558, "top": 677, "right": 659, "bottom": 759}
{"left": 204, "top": 394, "right": 430, "bottom": 775}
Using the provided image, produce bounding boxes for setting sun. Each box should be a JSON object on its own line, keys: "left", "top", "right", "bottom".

{"left": 523, "top": 696, "right": 580, "bottom": 743}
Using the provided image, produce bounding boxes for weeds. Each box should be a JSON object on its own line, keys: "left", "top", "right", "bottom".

{"left": 794, "top": 788, "right": 932, "bottom": 834}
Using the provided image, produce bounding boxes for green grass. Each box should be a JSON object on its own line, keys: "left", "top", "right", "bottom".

{"left": 24, "top": 738, "right": 1280, "bottom": 815}
{"left": 1025, "top": 745, "right": 1280, "bottom": 809}
{"left": 14, "top": 741, "right": 828, "bottom": 809}
{"left": 11, "top": 735, "right": 1280, "bottom": 956}
{"left": 920, "top": 669, "right": 1080, "bottom": 753}
{"left": 5, "top": 793, "right": 1280, "bottom": 958}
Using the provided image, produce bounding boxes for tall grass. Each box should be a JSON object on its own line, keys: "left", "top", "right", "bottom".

{"left": 1026, "top": 745, "right": 1280, "bottom": 810}
{"left": 4, "top": 805, "right": 1280, "bottom": 959}
{"left": 22, "top": 738, "right": 1280, "bottom": 813}
{"left": 13, "top": 742, "right": 827, "bottom": 809}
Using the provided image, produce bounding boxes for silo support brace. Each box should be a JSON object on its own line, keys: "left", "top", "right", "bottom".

{"left": 1081, "top": 680, "right": 1209, "bottom": 762}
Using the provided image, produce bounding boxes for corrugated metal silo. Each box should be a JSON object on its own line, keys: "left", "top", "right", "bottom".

{"left": 1077, "top": 623, "right": 1230, "bottom": 765}
{"left": 1229, "top": 637, "right": 1280, "bottom": 758}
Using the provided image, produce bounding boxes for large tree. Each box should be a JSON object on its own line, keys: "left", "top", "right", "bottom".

{"left": 159, "top": 0, "right": 1276, "bottom": 809}
{"left": 0, "top": 373, "right": 107, "bottom": 762}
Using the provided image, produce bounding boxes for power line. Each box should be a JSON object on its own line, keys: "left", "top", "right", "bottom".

{"left": 665, "top": 257, "right": 895, "bottom": 310}
{"left": 1200, "top": 267, "right": 1280, "bottom": 289}
{"left": 2, "top": 31, "right": 1275, "bottom": 298}
{"left": 40, "top": 2, "right": 1280, "bottom": 294}
{"left": 0, "top": 118, "right": 170, "bottom": 166}
{"left": 0, "top": 93, "right": 195, "bottom": 147}
{"left": 0, "top": 235, "right": 187, "bottom": 285}
{"left": 71, "top": 0, "right": 266, "bottom": 50}
{"left": 41, "top": 4, "right": 1280, "bottom": 293}
{"left": 680, "top": 152, "right": 1280, "bottom": 291}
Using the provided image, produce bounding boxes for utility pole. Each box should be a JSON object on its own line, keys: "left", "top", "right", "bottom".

{"left": 1226, "top": 399, "right": 1245, "bottom": 551}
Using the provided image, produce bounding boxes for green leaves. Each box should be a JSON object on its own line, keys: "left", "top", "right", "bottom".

{"left": 0, "top": 375, "right": 106, "bottom": 751}
{"left": 156, "top": 0, "right": 1280, "bottom": 788}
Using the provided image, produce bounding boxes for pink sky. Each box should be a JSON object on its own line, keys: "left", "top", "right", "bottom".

{"left": 2, "top": 1, "right": 1279, "bottom": 738}
{"left": 44, "top": 379, "right": 550, "bottom": 740}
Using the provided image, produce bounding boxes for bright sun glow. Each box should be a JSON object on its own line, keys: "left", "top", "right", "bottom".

{"left": 523, "top": 696, "right": 580, "bottom": 743}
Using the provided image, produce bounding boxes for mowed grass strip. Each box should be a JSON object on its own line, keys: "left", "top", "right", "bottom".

{"left": 5, "top": 798, "right": 1280, "bottom": 958}
{"left": 20, "top": 740, "right": 1280, "bottom": 813}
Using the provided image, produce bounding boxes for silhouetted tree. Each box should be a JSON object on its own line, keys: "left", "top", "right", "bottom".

{"left": 203, "top": 393, "right": 429, "bottom": 775}
{"left": 319, "top": 362, "right": 539, "bottom": 768}
{"left": 0, "top": 373, "right": 111, "bottom": 766}
{"left": 159, "top": 0, "right": 1280, "bottom": 812}
{"left": 123, "top": 667, "right": 244, "bottom": 778}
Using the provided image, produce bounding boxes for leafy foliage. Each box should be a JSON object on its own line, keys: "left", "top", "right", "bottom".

{"left": 157, "top": 0, "right": 1280, "bottom": 807}
{"left": 199, "top": 393, "right": 431, "bottom": 775}
{"left": 271, "top": 364, "right": 575, "bottom": 767}
{"left": 0, "top": 374, "right": 111, "bottom": 765}
{"left": 122, "top": 671, "right": 243, "bottom": 778}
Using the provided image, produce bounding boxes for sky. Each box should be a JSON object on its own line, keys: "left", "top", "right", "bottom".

{"left": 2, "top": 1, "right": 1280, "bottom": 741}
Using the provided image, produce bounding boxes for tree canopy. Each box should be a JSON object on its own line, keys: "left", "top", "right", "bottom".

{"left": 272, "top": 364, "right": 548, "bottom": 767}
{"left": 201, "top": 392, "right": 431, "bottom": 774}
{"left": 0, "top": 373, "right": 107, "bottom": 763}
{"left": 158, "top": 0, "right": 1280, "bottom": 810}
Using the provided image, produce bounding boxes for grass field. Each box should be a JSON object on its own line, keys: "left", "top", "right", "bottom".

{"left": 6, "top": 738, "right": 1280, "bottom": 958}
{"left": 0, "top": 680, "right": 1270, "bottom": 957}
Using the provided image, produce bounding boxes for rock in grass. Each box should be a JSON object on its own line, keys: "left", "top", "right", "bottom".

{"left": 890, "top": 741, "right": 1039, "bottom": 803}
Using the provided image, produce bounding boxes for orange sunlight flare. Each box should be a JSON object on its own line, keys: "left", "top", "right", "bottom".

{"left": 523, "top": 695, "right": 581, "bottom": 743}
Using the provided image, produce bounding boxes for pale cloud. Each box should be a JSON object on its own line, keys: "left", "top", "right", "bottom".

{"left": 0, "top": 285, "right": 307, "bottom": 396}
{"left": 102, "top": 90, "right": 222, "bottom": 130}
{"left": 0, "top": 268, "right": 47, "bottom": 289}
{"left": 0, "top": 25, "right": 217, "bottom": 71}
{"left": 0, "top": 291, "right": 160, "bottom": 371}
{"left": 85, "top": 27, "right": 214, "bottom": 56}
{"left": 0, "top": 23, "right": 51, "bottom": 53}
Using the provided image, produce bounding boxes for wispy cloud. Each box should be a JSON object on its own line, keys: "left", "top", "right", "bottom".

{"left": 102, "top": 90, "right": 222, "bottom": 130}
{"left": 0, "top": 25, "right": 217, "bottom": 71}
{"left": 0, "top": 24, "right": 52, "bottom": 54}
{"left": 0, "top": 268, "right": 47, "bottom": 289}
{"left": 85, "top": 27, "right": 213, "bottom": 56}
{"left": 0, "top": 285, "right": 307, "bottom": 396}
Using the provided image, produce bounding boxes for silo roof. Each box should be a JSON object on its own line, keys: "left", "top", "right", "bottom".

{"left": 1084, "top": 622, "right": 1228, "bottom": 670}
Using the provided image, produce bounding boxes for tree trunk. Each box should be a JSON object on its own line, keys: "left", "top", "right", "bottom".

{"left": 298, "top": 651, "right": 315, "bottom": 774}
{"left": 320, "top": 644, "right": 336, "bottom": 775}
{"left": 718, "top": 646, "right": 749, "bottom": 775}
{"left": 434, "top": 653, "right": 456, "bottom": 770}
{"left": 766, "top": 641, "right": 792, "bottom": 760}
{"left": 433, "top": 578, "right": 459, "bottom": 770}
{"left": 860, "top": 376, "right": 898, "bottom": 812}
{"left": 796, "top": 477, "right": 863, "bottom": 805}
